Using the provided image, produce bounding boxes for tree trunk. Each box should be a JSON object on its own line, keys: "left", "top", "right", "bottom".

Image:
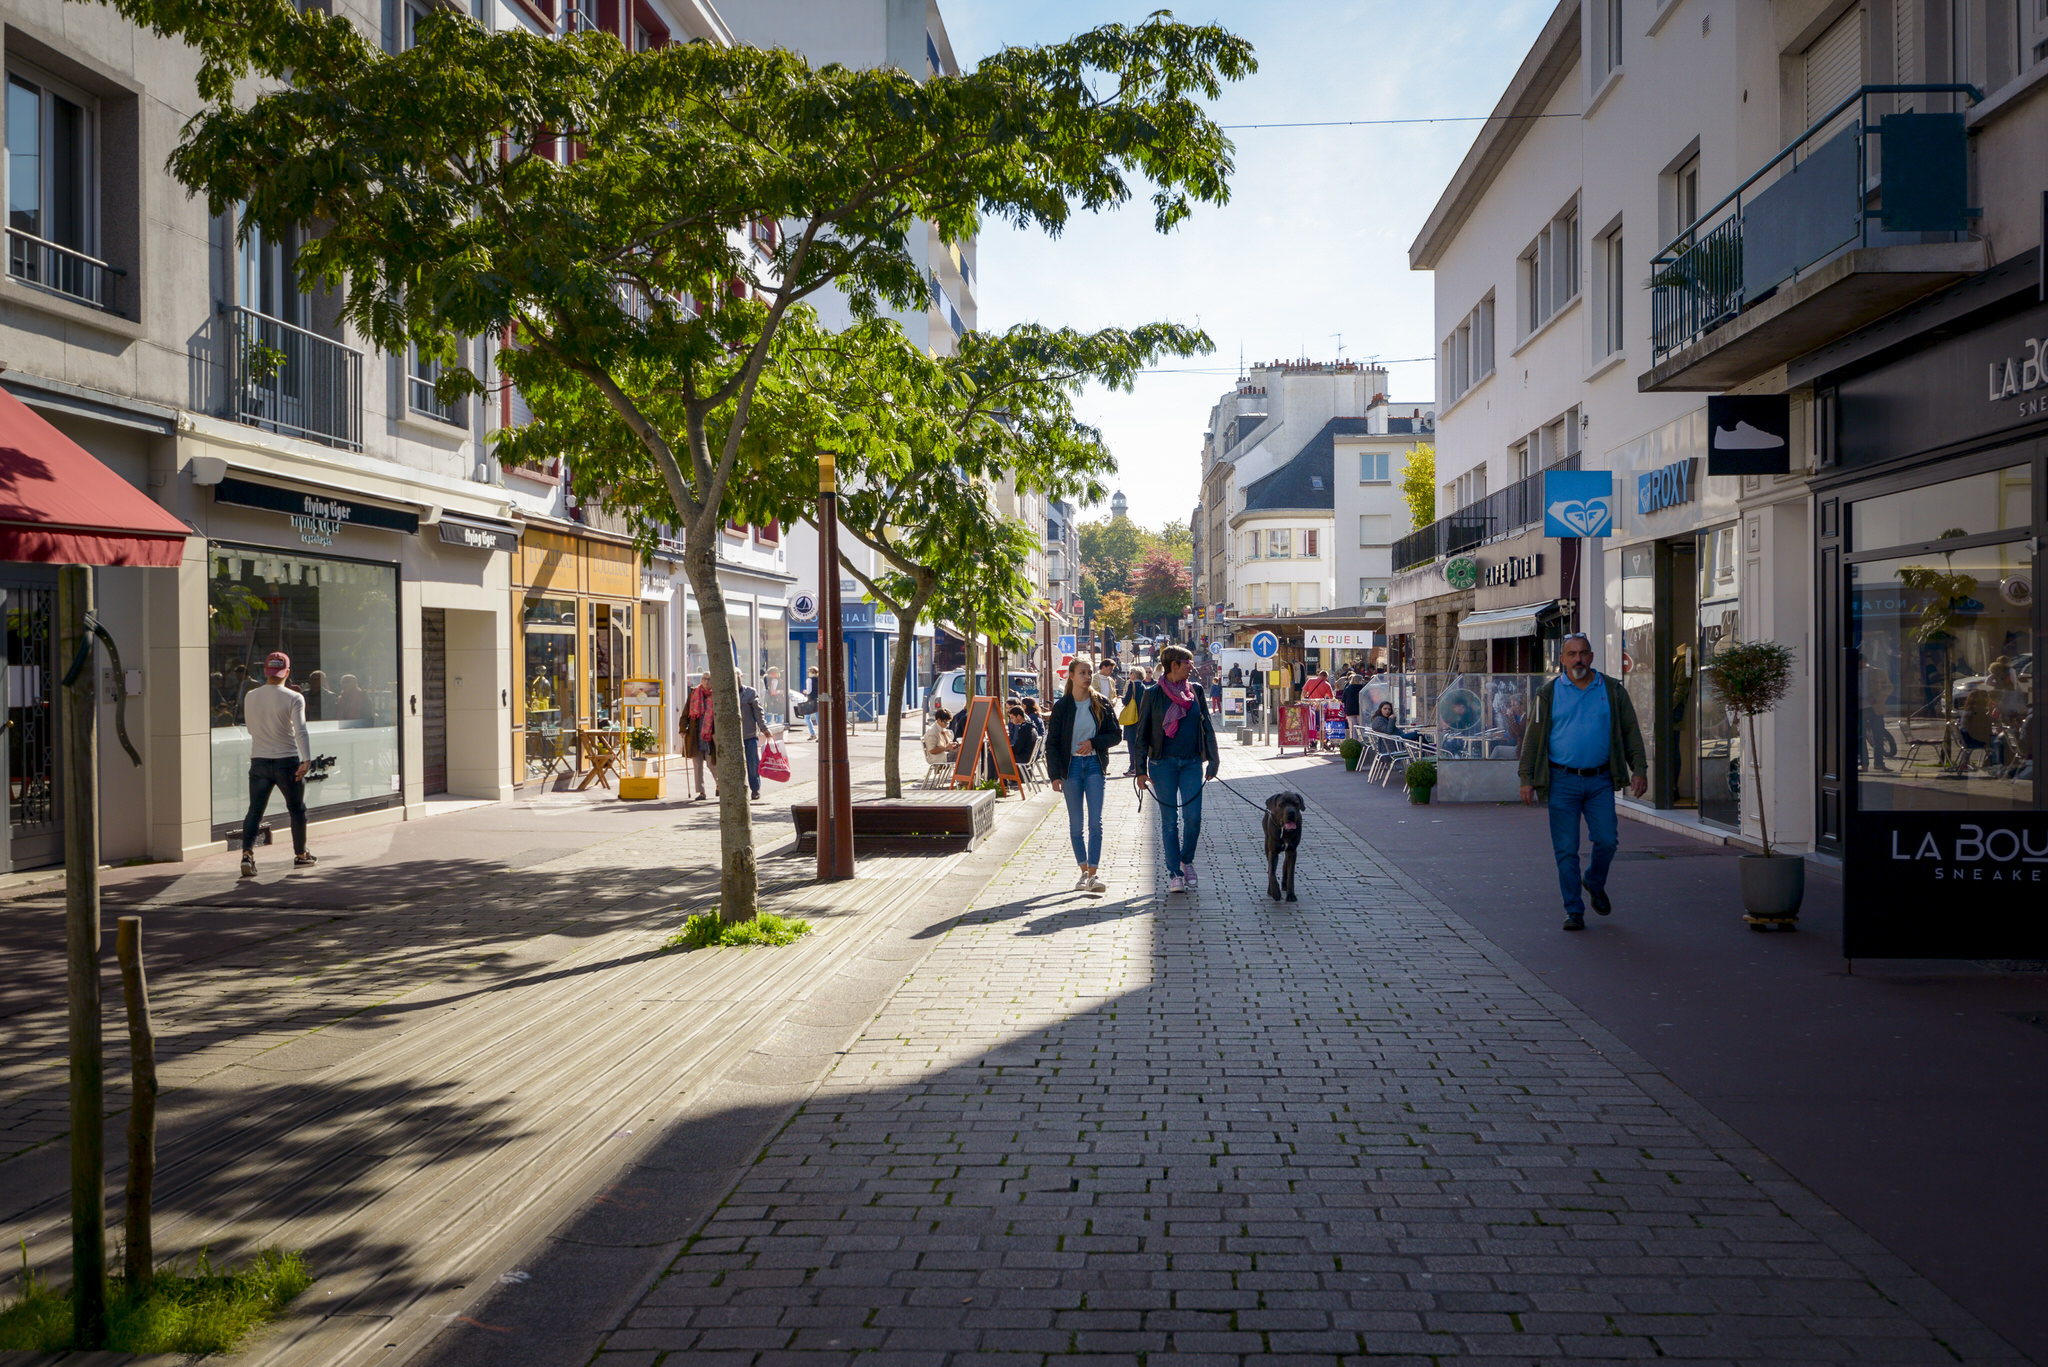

{"left": 879, "top": 580, "right": 936, "bottom": 800}
{"left": 681, "top": 535, "right": 757, "bottom": 922}
{"left": 1747, "top": 710, "right": 1770, "bottom": 858}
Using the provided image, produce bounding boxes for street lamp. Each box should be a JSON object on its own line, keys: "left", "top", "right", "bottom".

{"left": 816, "top": 451, "right": 855, "bottom": 880}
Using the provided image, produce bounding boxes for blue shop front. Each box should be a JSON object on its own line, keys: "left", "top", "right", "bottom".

{"left": 791, "top": 600, "right": 933, "bottom": 722}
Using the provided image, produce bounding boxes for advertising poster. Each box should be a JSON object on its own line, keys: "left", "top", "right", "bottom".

{"left": 1278, "top": 703, "right": 1309, "bottom": 749}
{"left": 1223, "top": 687, "right": 1246, "bottom": 718}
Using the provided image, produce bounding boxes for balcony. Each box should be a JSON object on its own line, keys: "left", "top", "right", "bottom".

{"left": 1642, "top": 86, "right": 1987, "bottom": 393}
{"left": 1393, "top": 456, "right": 1575, "bottom": 572}
{"left": 232, "top": 306, "right": 364, "bottom": 451}
{"left": 7, "top": 228, "right": 123, "bottom": 314}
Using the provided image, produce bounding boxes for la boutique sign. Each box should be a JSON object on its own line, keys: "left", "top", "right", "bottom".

{"left": 1987, "top": 337, "right": 2048, "bottom": 420}
{"left": 1889, "top": 822, "right": 2048, "bottom": 880}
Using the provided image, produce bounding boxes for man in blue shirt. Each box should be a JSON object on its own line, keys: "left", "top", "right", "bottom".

{"left": 1517, "top": 633, "right": 1648, "bottom": 930}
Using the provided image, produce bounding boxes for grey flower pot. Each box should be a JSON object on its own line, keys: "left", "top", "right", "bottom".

{"left": 1738, "top": 854, "right": 1805, "bottom": 922}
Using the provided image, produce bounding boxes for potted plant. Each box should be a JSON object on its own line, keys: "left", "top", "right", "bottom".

{"left": 1340, "top": 736, "right": 1364, "bottom": 771}
{"left": 626, "top": 723, "right": 659, "bottom": 777}
{"left": 1404, "top": 757, "right": 1437, "bottom": 805}
{"left": 1701, "top": 640, "right": 1802, "bottom": 927}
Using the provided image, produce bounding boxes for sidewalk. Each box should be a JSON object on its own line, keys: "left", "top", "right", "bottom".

{"left": 1285, "top": 751, "right": 2048, "bottom": 1365}
{"left": 538, "top": 745, "right": 2024, "bottom": 1366}
{"left": 0, "top": 728, "right": 1039, "bottom": 1367}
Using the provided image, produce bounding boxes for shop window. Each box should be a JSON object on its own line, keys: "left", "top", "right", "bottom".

{"left": 588, "top": 601, "right": 633, "bottom": 728}
{"left": 759, "top": 612, "right": 787, "bottom": 724}
{"left": 522, "top": 595, "right": 576, "bottom": 781}
{"left": 1850, "top": 541, "right": 2034, "bottom": 812}
{"left": 1850, "top": 465, "right": 2031, "bottom": 550}
{"left": 208, "top": 547, "right": 400, "bottom": 828}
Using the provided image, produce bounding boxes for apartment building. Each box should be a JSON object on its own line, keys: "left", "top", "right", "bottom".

{"left": 1403, "top": 0, "right": 2048, "bottom": 952}
{"left": 1334, "top": 401, "right": 1436, "bottom": 613}
{"left": 1193, "top": 360, "right": 1390, "bottom": 633}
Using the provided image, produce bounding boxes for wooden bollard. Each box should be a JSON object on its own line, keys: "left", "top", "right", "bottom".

{"left": 115, "top": 916, "right": 156, "bottom": 1290}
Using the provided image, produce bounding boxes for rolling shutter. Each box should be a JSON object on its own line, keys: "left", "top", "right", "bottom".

{"left": 1893, "top": 0, "right": 1919, "bottom": 109}
{"left": 1803, "top": 8, "right": 1866, "bottom": 139}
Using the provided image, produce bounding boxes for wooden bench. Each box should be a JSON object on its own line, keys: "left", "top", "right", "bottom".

{"left": 790, "top": 789, "right": 998, "bottom": 855}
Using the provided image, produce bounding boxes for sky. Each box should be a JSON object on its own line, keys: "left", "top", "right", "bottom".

{"left": 940, "top": 1, "right": 1556, "bottom": 533}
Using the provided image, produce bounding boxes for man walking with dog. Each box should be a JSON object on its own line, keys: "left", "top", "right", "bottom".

{"left": 1518, "top": 633, "right": 1647, "bottom": 930}
{"left": 1132, "top": 644, "right": 1219, "bottom": 894}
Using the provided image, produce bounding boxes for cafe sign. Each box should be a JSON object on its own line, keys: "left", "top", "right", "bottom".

{"left": 1482, "top": 553, "right": 1542, "bottom": 588}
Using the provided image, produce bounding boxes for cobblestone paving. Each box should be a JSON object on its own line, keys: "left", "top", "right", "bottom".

{"left": 600, "top": 749, "right": 2021, "bottom": 1365}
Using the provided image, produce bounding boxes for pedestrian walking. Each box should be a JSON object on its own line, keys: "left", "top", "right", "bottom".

{"left": 1047, "top": 658, "right": 1121, "bottom": 894}
{"left": 1118, "top": 666, "right": 1149, "bottom": 775}
{"left": 239, "top": 651, "right": 316, "bottom": 877}
{"left": 801, "top": 665, "right": 821, "bottom": 741}
{"left": 1340, "top": 669, "right": 1366, "bottom": 730}
{"left": 1132, "top": 644, "right": 1219, "bottom": 894}
{"left": 737, "top": 670, "right": 766, "bottom": 801}
{"left": 1517, "top": 633, "right": 1649, "bottom": 931}
{"left": 680, "top": 673, "right": 715, "bottom": 800}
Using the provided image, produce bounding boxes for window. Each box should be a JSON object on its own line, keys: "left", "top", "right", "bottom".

{"left": 1512, "top": 439, "right": 1532, "bottom": 482}
{"left": 409, "top": 341, "right": 464, "bottom": 425}
{"left": 1674, "top": 155, "right": 1700, "bottom": 240}
{"left": 1294, "top": 583, "right": 1318, "bottom": 613}
{"left": 1520, "top": 203, "right": 1579, "bottom": 337}
{"left": 1449, "top": 466, "right": 1488, "bottom": 512}
{"left": 1359, "top": 514, "right": 1392, "bottom": 545}
{"left": 1598, "top": 224, "right": 1626, "bottom": 358}
{"left": 210, "top": 547, "right": 402, "bottom": 827}
{"left": 1441, "top": 294, "right": 1495, "bottom": 404}
{"left": 2023, "top": 0, "right": 2048, "bottom": 73}
{"left": 1593, "top": 0, "right": 1624, "bottom": 80}
{"left": 1303, "top": 529, "right": 1320, "bottom": 559}
{"left": 1803, "top": 8, "right": 1865, "bottom": 141}
{"left": 1358, "top": 578, "right": 1388, "bottom": 605}
{"left": 1247, "top": 583, "right": 1267, "bottom": 614}
{"left": 1246, "top": 531, "right": 1262, "bottom": 559}
{"left": 6, "top": 69, "right": 108, "bottom": 310}
{"left": 1360, "top": 451, "right": 1390, "bottom": 483}
{"left": 1267, "top": 528, "right": 1292, "bottom": 559}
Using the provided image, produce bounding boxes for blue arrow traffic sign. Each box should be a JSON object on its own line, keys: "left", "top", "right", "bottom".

{"left": 1252, "top": 631, "right": 1279, "bottom": 659}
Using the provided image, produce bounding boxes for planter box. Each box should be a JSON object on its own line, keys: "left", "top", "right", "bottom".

{"left": 618, "top": 775, "right": 664, "bottom": 801}
{"left": 791, "top": 789, "right": 997, "bottom": 854}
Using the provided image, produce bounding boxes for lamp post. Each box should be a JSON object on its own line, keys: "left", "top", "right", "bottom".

{"left": 816, "top": 453, "right": 855, "bottom": 880}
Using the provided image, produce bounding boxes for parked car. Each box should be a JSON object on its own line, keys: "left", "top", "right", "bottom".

{"left": 925, "top": 669, "right": 1042, "bottom": 724}
{"left": 1951, "top": 653, "right": 2032, "bottom": 710}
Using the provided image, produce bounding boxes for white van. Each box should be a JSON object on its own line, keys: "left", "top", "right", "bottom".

{"left": 925, "top": 669, "right": 1042, "bottom": 723}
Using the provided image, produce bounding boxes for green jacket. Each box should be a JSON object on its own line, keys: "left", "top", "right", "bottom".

{"left": 1516, "top": 671, "right": 1647, "bottom": 796}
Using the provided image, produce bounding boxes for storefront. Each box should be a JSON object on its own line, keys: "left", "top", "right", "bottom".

{"left": 1603, "top": 408, "right": 1744, "bottom": 826}
{"left": 790, "top": 599, "right": 933, "bottom": 720}
{"left": 1453, "top": 528, "right": 1569, "bottom": 674}
{"left": 512, "top": 520, "right": 644, "bottom": 785}
{"left": 1802, "top": 261, "right": 2046, "bottom": 958}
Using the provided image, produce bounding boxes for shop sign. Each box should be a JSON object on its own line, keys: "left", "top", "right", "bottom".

{"left": 789, "top": 592, "right": 819, "bottom": 623}
{"left": 213, "top": 475, "right": 420, "bottom": 540}
{"left": 1636, "top": 457, "right": 1699, "bottom": 515}
{"left": 1443, "top": 556, "right": 1479, "bottom": 589}
{"left": 1846, "top": 812, "right": 2048, "bottom": 958}
{"left": 1481, "top": 553, "right": 1542, "bottom": 588}
{"left": 1829, "top": 297, "right": 2048, "bottom": 467}
{"left": 437, "top": 518, "right": 518, "bottom": 553}
{"left": 1304, "top": 629, "right": 1375, "bottom": 648}
{"left": 1986, "top": 335, "right": 2048, "bottom": 419}
{"left": 1541, "top": 469, "right": 1615, "bottom": 538}
{"left": 1706, "top": 395, "right": 1791, "bottom": 475}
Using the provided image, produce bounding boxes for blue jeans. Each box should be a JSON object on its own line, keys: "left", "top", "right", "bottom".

{"left": 242, "top": 756, "right": 307, "bottom": 855}
{"left": 1149, "top": 756, "right": 1204, "bottom": 877}
{"left": 744, "top": 736, "right": 761, "bottom": 796}
{"left": 1063, "top": 753, "right": 1105, "bottom": 866}
{"left": 1548, "top": 770, "right": 1618, "bottom": 916}
{"left": 1121, "top": 724, "right": 1139, "bottom": 768}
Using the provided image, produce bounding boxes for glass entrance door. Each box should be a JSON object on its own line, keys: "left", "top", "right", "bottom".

{"left": 3, "top": 572, "right": 60, "bottom": 869}
{"left": 1697, "top": 523, "right": 1741, "bottom": 828}
{"left": 1657, "top": 539, "right": 1699, "bottom": 807}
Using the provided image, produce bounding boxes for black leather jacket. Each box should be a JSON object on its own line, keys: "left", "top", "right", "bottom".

{"left": 1131, "top": 682, "right": 1219, "bottom": 780}
{"left": 1045, "top": 692, "right": 1121, "bottom": 782}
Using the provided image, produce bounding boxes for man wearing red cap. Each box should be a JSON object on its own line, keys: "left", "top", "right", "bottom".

{"left": 240, "top": 651, "right": 317, "bottom": 877}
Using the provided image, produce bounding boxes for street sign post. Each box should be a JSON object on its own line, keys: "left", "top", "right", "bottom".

{"left": 1057, "top": 634, "right": 1076, "bottom": 655}
{"left": 1251, "top": 630, "right": 1279, "bottom": 659}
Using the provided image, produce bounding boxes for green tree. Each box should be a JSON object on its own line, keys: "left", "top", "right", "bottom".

{"left": 1078, "top": 515, "right": 1155, "bottom": 610}
{"left": 1157, "top": 520, "right": 1194, "bottom": 554}
{"left": 123, "top": 0, "right": 1251, "bottom": 914}
{"left": 1400, "top": 443, "right": 1437, "bottom": 531}
{"left": 734, "top": 314, "right": 1205, "bottom": 795}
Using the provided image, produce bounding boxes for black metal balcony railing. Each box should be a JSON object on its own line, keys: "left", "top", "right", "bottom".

{"left": 7, "top": 228, "right": 123, "bottom": 314}
{"left": 1393, "top": 455, "right": 1577, "bottom": 573}
{"left": 1649, "top": 84, "right": 1981, "bottom": 363}
{"left": 232, "top": 305, "right": 364, "bottom": 451}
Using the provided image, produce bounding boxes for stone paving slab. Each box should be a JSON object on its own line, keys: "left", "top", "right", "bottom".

{"left": 586, "top": 749, "right": 2024, "bottom": 1365}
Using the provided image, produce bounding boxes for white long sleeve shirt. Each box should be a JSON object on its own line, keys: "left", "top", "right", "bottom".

{"left": 244, "top": 683, "right": 312, "bottom": 763}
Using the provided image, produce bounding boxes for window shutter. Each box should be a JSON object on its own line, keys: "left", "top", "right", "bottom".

{"left": 1803, "top": 9, "right": 1865, "bottom": 139}
{"left": 1892, "top": 0, "right": 1918, "bottom": 109}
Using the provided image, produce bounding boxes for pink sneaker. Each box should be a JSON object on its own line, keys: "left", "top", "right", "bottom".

{"left": 1167, "top": 874, "right": 1186, "bottom": 894}
{"left": 1183, "top": 865, "right": 1199, "bottom": 890}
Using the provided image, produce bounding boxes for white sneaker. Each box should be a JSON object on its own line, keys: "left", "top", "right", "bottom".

{"left": 1183, "top": 865, "right": 1199, "bottom": 890}
{"left": 1074, "top": 869, "right": 1092, "bottom": 890}
{"left": 1087, "top": 873, "right": 1107, "bottom": 894}
{"left": 1168, "top": 874, "right": 1186, "bottom": 894}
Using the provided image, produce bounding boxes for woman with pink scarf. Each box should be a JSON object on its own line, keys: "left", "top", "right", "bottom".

{"left": 1129, "top": 644, "right": 1220, "bottom": 894}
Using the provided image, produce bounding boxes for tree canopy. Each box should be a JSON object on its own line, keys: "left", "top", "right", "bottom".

{"left": 110, "top": 0, "right": 1252, "bottom": 912}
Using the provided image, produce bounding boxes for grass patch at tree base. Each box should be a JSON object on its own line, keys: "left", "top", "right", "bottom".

{"left": 665, "top": 910, "right": 813, "bottom": 949}
{"left": 0, "top": 1247, "right": 311, "bottom": 1354}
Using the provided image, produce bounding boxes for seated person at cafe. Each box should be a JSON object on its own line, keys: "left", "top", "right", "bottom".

{"left": 1954, "top": 687, "right": 2002, "bottom": 772}
{"left": 924, "top": 707, "right": 959, "bottom": 764}
{"left": 1007, "top": 704, "right": 1039, "bottom": 766}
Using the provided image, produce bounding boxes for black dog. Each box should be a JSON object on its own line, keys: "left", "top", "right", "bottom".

{"left": 1264, "top": 791, "right": 1304, "bottom": 902}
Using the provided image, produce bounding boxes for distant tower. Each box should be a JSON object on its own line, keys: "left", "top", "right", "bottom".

{"left": 1110, "top": 490, "right": 1128, "bottom": 519}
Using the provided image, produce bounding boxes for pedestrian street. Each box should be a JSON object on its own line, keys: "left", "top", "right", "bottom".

{"left": 578, "top": 747, "right": 2015, "bottom": 1367}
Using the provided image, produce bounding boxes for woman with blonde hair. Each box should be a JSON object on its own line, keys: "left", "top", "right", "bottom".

{"left": 1047, "top": 657, "right": 1123, "bottom": 894}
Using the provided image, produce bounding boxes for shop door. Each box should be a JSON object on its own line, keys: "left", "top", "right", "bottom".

{"left": 421, "top": 608, "right": 448, "bottom": 795}
{"left": 2, "top": 573, "right": 61, "bottom": 870}
{"left": 1656, "top": 539, "right": 1700, "bottom": 807}
{"left": 1696, "top": 525, "right": 1742, "bottom": 829}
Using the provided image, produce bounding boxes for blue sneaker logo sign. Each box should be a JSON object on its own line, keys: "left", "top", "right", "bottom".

{"left": 1543, "top": 469, "right": 1616, "bottom": 539}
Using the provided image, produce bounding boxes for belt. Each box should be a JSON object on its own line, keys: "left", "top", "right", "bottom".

{"left": 1555, "top": 764, "right": 1607, "bottom": 778}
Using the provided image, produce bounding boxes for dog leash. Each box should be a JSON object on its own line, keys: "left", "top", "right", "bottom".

{"left": 1136, "top": 770, "right": 1279, "bottom": 815}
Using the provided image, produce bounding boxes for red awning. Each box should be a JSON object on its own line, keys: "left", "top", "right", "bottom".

{"left": 0, "top": 385, "right": 190, "bottom": 567}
